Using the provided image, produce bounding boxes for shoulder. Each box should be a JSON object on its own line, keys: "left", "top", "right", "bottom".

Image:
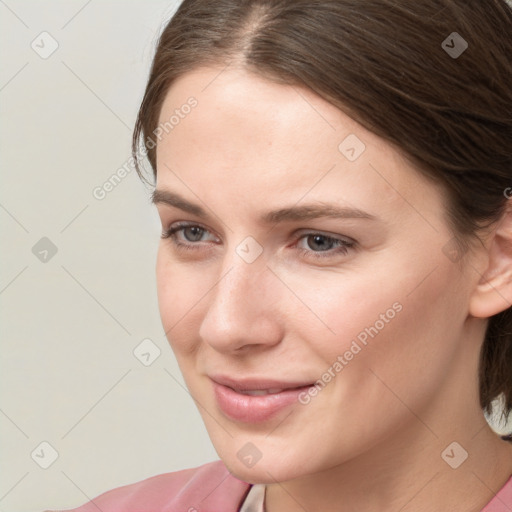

{"left": 481, "top": 475, "right": 512, "bottom": 512}
{"left": 49, "top": 460, "right": 252, "bottom": 512}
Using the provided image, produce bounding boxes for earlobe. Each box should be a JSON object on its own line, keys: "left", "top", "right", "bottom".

{"left": 469, "top": 202, "right": 512, "bottom": 319}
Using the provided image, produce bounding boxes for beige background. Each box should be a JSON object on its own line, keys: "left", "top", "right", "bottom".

{"left": 1, "top": 1, "right": 511, "bottom": 511}
{"left": 0, "top": 2, "right": 218, "bottom": 511}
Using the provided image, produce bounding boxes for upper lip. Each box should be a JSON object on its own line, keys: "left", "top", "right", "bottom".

{"left": 209, "top": 374, "right": 314, "bottom": 392}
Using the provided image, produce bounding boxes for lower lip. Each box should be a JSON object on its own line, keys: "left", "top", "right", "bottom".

{"left": 212, "top": 381, "right": 313, "bottom": 423}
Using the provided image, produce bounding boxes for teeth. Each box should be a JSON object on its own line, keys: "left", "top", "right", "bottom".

{"left": 238, "top": 388, "right": 284, "bottom": 396}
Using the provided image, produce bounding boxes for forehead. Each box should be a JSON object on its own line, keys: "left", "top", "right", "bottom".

{"left": 154, "top": 66, "right": 447, "bottom": 232}
{"left": 157, "top": 66, "right": 340, "bottom": 159}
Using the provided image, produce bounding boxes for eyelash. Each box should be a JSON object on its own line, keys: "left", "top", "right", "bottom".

{"left": 161, "top": 222, "right": 356, "bottom": 260}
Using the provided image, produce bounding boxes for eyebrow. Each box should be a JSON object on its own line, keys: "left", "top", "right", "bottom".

{"left": 151, "top": 189, "right": 377, "bottom": 224}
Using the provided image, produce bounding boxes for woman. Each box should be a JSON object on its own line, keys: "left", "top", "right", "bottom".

{"left": 55, "top": 0, "right": 512, "bottom": 510}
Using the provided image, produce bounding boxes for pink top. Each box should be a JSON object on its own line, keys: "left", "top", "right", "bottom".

{"left": 46, "top": 460, "right": 512, "bottom": 512}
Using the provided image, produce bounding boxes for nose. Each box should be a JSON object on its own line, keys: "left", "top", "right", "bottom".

{"left": 198, "top": 249, "right": 283, "bottom": 354}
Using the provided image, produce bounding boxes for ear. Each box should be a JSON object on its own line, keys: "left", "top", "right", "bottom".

{"left": 469, "top": 201, "right": 512, "bottom": 318}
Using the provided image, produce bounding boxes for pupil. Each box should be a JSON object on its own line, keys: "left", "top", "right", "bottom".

{"left": 309, "top": 235, "right": 331, "bottom": 251}
{"left": 186, "top": 227, "right": 203, "bottom": 241}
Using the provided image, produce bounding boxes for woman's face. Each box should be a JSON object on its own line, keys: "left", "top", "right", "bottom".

{"left": 154, "top": 65, "right": 484, "bottom": 483}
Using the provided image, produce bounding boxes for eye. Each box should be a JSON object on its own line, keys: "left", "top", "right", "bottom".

{"left": 161, "top": 222, "right": 219, "bottom": 249}
{"left": 161, "top": 222, "right": 356, "bottom": 261}
{"left": 295, "top": 232, "right": 356, "bottom": 260}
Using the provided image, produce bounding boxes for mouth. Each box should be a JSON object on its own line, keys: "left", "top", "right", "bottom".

{"left": 209, "top": 375, "right": 315, "bottom": 423}
{"left": 235, "top": 388, "right": 291, "bottom": 396}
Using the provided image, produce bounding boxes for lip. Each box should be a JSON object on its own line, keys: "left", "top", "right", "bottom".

{"left": 210, "top": 375, "right": 315, "bottom": 423}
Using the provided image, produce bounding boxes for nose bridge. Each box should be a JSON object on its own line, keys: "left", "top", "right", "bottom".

{"left": 210, "top": 246, "right": 266, "bottom": 321}
{"left": 199, "top": 242, "right": 279, "bottom": 351}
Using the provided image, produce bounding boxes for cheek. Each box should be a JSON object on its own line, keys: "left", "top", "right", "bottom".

{"left": 280, "top": 268, "right": 407, "bottom": 358}
{"left": 294, "top": 259, "right": 468, "bottom": 416}
{"left": 156, "top": 248, "right": 201, "bottom": 351}
{"left": 287, "top": 235, "right": 466, "bottom": 354}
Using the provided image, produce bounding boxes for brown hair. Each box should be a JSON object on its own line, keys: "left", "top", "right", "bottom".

{"left": 132, "top": 0, "right": 512, "bottom": 425}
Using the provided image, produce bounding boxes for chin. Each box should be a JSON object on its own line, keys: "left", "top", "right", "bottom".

{"left": 222, "top": 455, "right": 299, "bottom": 485}
{"left": 215, "top": 435, "right": 320, "bottom": 485}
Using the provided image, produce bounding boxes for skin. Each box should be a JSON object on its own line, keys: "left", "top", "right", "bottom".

{"left": 153, "top": 65, "right": 512, "bottom": 512}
